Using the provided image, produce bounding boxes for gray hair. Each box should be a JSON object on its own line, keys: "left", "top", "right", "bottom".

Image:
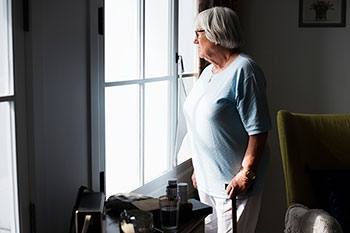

{"left": 195, "top": 7, "right": 244, "bottom": 50}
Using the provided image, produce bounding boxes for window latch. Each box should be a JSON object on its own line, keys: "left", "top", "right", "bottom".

{"left": 177, "top": 54, "right": 184, "bottom": 74}
{"left": 98, "top": 7, "right": 104, "bottom": 35}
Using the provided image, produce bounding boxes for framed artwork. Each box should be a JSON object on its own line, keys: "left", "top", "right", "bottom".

{"left": 299, "top": 0, "right": 346, "bottom": 27}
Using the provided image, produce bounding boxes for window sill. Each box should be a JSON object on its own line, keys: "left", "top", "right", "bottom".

{"left": 131, "top": 159, "right": 194, "bottom": 198}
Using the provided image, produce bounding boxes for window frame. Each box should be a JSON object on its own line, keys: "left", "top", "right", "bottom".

{"left": 0, "top": 0, "right": 32, "bottom": 232}
{"left": 103, "top": 0, "right": 179, "bottom": 194}
{"left": 90, "top": 0, "right": 197, "bottom": 196}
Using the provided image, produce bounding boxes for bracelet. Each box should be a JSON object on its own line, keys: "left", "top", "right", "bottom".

{"left": 240, "top": 166, "right": 256, "bottom": 181}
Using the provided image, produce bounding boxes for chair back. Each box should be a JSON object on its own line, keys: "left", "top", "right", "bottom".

{"left": 277, "top": 110, "right": 350, "bottom": 208}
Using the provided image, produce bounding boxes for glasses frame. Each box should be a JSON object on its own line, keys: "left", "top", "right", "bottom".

{"left": 194, "top": 29, "right": 205, "bottom": 38}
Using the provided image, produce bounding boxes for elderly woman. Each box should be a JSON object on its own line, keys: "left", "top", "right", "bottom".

{"left": 183, "top": 7, "right": 272, "bottom": 233}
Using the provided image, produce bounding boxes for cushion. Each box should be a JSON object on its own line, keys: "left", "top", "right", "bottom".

{"left": 284, "top": 203, "right": 343, "bottom": 233}
{"left": 310, "top": 170, "right": 350, "bottom": 232}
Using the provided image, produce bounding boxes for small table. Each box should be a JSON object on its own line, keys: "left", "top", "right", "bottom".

{"left": 105, "top": 199, "right": 212, "bottom": 233}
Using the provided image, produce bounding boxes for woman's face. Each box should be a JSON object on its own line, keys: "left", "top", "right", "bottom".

{"left": 193, "top": 28, "right": 216, "bottom": 60}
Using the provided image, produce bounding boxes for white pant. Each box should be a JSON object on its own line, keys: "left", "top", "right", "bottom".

{"left": 198, "top": 190, "right": 262, "bottom": 233}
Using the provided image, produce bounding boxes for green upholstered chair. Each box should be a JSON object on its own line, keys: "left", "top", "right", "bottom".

{"left": 277, "top": 110, "right": 350, "bottom": 208}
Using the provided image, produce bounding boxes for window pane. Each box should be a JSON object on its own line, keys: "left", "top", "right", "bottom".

{"left": 179, "top": 0, "right": 197, "bottom": 74}
{"left": 145, "top": 0, "right": 169, "bottom": 78}
{"left": 177, "top": 76, "right": 196, "bottom": 164}
{"left": 105, "top": 0, "right": 139, "bottom": 82}
{"left": 105, "top": 85, "right": 140, "bottom": 196}
{"left": 144, "top": 81, "right": 169, "bottom": 182}
{"left": 0, "top": 102, "right": 19, "bottom": 233}
{"left": 0, "top": 0, "right": 14, "bottom": 96}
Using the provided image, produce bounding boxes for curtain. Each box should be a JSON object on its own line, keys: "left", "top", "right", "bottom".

{"left": 197, "top": 0, "right": 240, "bottom": 74}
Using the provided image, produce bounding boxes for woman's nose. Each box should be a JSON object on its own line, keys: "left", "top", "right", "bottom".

{"left": 193, "top": 37, "right": 199, "bottom": 44}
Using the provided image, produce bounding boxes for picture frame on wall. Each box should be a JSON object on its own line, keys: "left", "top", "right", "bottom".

{"left": 299, "top": 0, "right": 346, "bottom": 27}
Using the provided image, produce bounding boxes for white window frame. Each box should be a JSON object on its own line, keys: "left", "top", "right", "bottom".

{"left": 0, "top": 0, "right": 19, "bottom": 232}
{"left": 90, "top": 0, "right": 196, "bottom": 196}
{"left": 1, "top": 0, "right": 31, "bottom": 232}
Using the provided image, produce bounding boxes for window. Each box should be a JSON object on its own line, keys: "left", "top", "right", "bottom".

{"left": 101, "top": 0, "right": 198, "bottom": 197}
{"left": 0, "top": 0, "right": 20, "bottom": 232}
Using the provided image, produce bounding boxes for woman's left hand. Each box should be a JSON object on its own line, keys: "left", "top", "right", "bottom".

{"left": 226, "top": 172, "right": 252, "bottom": 199}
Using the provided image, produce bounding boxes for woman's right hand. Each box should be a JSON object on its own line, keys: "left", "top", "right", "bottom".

{"left": 192, "top": 171, "right": 197, "bottom": 189}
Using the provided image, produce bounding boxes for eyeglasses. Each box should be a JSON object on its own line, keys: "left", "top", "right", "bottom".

{"left": 195, "top": 29, "right": 205, "bottom": 38}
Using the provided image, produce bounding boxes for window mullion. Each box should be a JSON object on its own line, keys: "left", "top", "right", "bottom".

{"left": 139, "top": 0, "right": 146, "bottom": 186}
{"left": 139, "top": 84, "right": 145, "bottom": 187}
{"left": 10, "top": 101, "right": 20, "bottom": 233}
{"left": 104, "top": 76, "right": 172, "bottom": 87}
{"left": 168, "top": 0, "right": 173, "bottom": 170}
{"left": 169, "top": 0, "right": 179, "bottom": 168}
{"left": 0, "top": 96, "right": 15, "bottom": 102}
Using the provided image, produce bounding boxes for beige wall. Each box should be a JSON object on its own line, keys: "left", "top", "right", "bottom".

{"left": 240, "top": 1, "right": 350, "bottom": 232}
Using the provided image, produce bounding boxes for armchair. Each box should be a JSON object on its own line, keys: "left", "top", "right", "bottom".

{"left": 277, "top": 110, "right": 350, "bottom": 232}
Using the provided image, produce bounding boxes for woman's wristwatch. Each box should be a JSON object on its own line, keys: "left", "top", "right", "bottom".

{"left": 240, "top": 166, "right": 256, "bottom": 182}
